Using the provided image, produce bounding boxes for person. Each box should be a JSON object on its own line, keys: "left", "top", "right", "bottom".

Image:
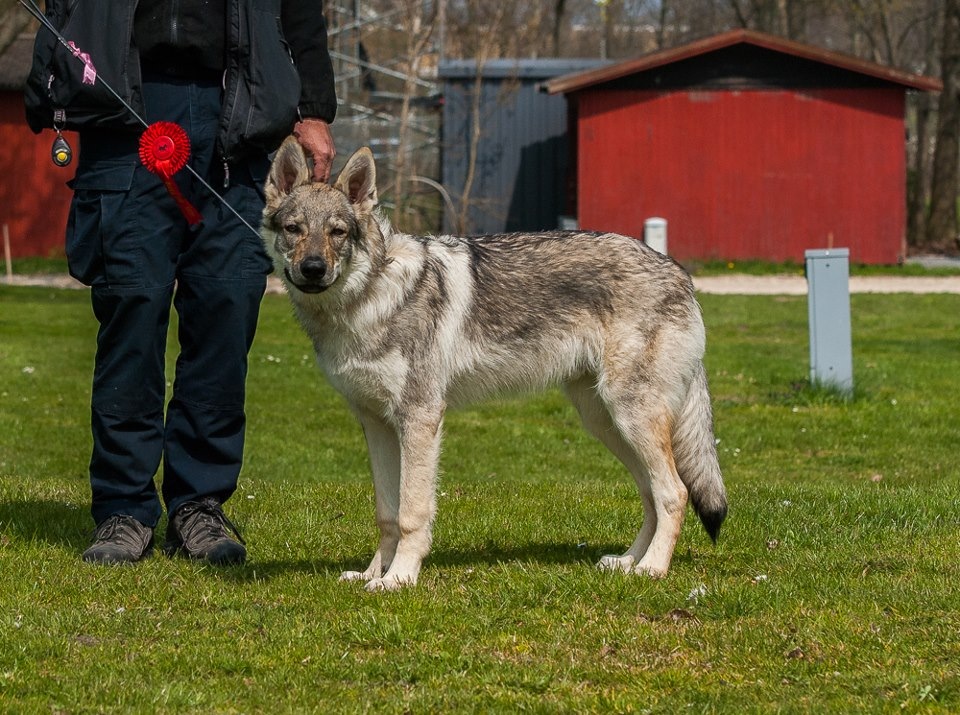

{"left": 25, "top": 0, "right": 337, "bottom": 565}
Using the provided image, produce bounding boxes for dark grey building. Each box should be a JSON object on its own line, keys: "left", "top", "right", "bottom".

{"left": 439, "top": 59, "right": 608, "bottom": 235}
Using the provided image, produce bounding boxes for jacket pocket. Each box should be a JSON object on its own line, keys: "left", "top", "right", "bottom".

{"left": 66, "top": 162, "right": 137, "bottom": 287}
{"left": 236, "top": 7, "right": 301, "bottom": 153}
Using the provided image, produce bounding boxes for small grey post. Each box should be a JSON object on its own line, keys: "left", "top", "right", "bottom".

{"left": 644, "top": 217, "right": 667, "bottom": 255}
{"left": 805, "top": 248, "right": 853, "bottom": 394}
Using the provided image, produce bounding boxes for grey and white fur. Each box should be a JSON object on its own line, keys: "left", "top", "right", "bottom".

{"left": 261, "top": 138, "right": 727, "bottom": 591}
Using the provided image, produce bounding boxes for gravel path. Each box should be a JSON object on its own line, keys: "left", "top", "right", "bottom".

{"left": 3, "top": 273, "right": 960, "bottom": 295}
{"left": 1, "top": 274, "right": 85, "bottom": 290}
{"left": 692, "top": 274, "right": 960, "bottom": 294}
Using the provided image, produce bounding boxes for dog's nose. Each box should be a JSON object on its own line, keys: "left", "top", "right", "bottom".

{"left": 299, "top": 256, "right": 327, "bottom": 281}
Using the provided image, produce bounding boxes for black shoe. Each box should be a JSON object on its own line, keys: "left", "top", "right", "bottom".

{"left": 164, "top": 498, "right": 246, "bottom": 565}
{"left": 82, "top": 515, "right": 153, "bottom": 564}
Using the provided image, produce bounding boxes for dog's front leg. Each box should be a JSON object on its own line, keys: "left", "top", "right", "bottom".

{"left": 365, "top": 405, "right": 444, "bottom": 592}
{"left": 340, "top": 408, "right": 402, "bottom": 584}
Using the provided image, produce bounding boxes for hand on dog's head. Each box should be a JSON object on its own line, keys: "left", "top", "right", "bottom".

{"left": 266, "top": 137, "right": 378, "bottom": 216}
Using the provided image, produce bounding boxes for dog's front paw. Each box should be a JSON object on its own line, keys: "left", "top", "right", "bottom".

{"left": 597, "top": 554, "right": 636, "bottom": 573}
{"left": 632, "top": 562, "right": 668, "bottom": 579}
{"left": 339, "top": 570, "right": 372, "bottom": 582}
{"left": 364, "top": 574, "right": 416, "bottom": 592}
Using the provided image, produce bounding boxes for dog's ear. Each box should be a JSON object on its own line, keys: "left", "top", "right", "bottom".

{"left": 334, "top": 147, "right": 378, "bottom": 215}
{"left": 265, "top": 136, "right": 312, "bottom": 206}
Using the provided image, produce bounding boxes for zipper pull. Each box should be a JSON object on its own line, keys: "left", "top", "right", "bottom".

{"left": 223, "top": 160, "right": 230, "bottom": 189}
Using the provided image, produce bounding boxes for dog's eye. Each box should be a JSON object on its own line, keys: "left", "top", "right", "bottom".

{"left": 284, "top": 223, "right": 300, "bottom": 234}
{"left": 329, "top": 226, "right": 347, "bottom": 238}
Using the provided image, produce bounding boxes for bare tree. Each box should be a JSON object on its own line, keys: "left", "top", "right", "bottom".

{"left": 655, "top": 0, "right": 672, "bottom": 48}
{"left": 841, "top": 0, "right": 938, "bottom": 65}
{"left": 927, "top": 0, "right": 960, "bottom": 246}
{"left": 723, "top": 0, "right": 818, "bottom": 37}
{"left": 390, "top": 0, "right": 438, "bottom": 230}
{"left": 727, "top": 0, "right": 783, "bottom": 32}
{"left": 553, "top": 0, "right": 567, "bottom": 55}
{"left": 909, "top": 92, "right": 936, "bottom": 245}
{"left": 905, "top": 0, "right": 941, "bottom": 246}
{"left": 0, "top": 1, "right": 36, "bottom": 56}
{"left": 452, "top": 3, "right": 510, "bottom": 234}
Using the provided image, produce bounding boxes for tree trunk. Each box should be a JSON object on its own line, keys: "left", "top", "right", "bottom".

{"left": 927, "top": 0, "right": 960, "bottom": 248}
{"left": 392, "top": 2, "right": 435, "bottom": 232}
{"left": 553, "top": 0, "right": 566, "bottom": 56}
{"left": 909, "top": 93, "right": 933, "bottom": 247}
{"left": 655, "top": 0, "right": 669, "bottom": 49}
{"left": 907, "top": 7, "right": 940, "bottom": 249}
{"left": 455, "top": 58, "right": 486, "bottom": 235}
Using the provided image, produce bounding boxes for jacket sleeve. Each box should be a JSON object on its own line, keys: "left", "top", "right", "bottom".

{"left": 281, "top": 0, "right": 337, "bottom": 124}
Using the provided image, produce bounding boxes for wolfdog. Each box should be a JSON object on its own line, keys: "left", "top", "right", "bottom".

{"left": 261, "top": 138, "right": 727, "bottom": 591}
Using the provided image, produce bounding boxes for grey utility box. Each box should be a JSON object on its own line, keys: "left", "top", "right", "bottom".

{"left": 805, "top": 248, "right": 853, "bottom": 394}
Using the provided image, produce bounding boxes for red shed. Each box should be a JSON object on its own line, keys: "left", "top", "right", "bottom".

{"left": 0, "top": 33, "right": 75, "bottom": 261}
{"left": 544, "top": 29, "right": 941, "bottom": 265}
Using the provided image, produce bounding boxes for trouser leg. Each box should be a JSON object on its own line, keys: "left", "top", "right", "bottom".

{"left": 161, "top": 273, "right": 266, "bottom": 516}
{"left": 147, "top": 78, "right": 272, "bottom": 516}
{"left": 69, "top": 127, "right": 180, "bottom": 529}
{"left": 88, "top": 285, "right": 174, "bottom": 527}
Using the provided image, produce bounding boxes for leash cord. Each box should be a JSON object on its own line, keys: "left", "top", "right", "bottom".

{"left": 19, "top": 0, "right": 264, "bottom": 240}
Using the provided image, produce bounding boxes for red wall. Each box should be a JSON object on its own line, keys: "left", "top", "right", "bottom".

{"left": 0, "top": 92, "right": 75, "bottom": 259}
{"left": 575, "top": 87, "right": 907, "bottom": 264}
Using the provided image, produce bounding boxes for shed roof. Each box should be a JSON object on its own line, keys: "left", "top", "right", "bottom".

{"left": 438, "top": 58, "right": 612, "bottom": 81}
{"left": 543, "top": 29, "right": 942, "bottom": 95}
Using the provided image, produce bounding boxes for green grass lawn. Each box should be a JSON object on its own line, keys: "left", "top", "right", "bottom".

{"left": 1, "top": 286, "right": 959, "bottom": 713}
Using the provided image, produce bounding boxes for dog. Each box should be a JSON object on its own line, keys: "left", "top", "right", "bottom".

{"left": 261, "top": 138, "right": 727, "bottom": 591}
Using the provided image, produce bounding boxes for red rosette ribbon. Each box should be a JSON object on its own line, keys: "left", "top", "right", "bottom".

{"left": 138, "top": 121, "right": 202, "bottom": 226}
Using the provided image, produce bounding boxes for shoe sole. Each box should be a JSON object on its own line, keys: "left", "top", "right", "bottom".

{"left": 82, "top": 545, "right": 153, "bottom": 565}
{"left": 163, "top": 541, "right": 246, "bottom": 566}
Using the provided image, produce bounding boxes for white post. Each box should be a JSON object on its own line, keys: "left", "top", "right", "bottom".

{"left": 3, "top": 224, "right": 11, "bottom": 280}
{"left": 644, "top": 217, "right": 667, "bottom": 255}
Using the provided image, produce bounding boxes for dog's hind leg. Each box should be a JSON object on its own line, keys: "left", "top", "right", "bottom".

{"left": 568, "top": 378, "right": 688, "bottom": 578}
{"left": 621, "top": 411, "right": 687, "bottom": 578}
{"left": 564, "top": 380, "right": 657, "bottom": 571}
{"left": 340, "top": 408, "right": 402, "bottom": 584}
{"left": 565, "top": 379, "right": 657, "bottom": 573}
{"left": 365, "top": 404, "right": 444, "bottom": 592}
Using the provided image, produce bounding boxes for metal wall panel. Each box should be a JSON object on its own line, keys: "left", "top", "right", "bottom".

{"left": 440, "top": 60, "right": 607, "bottom": 235}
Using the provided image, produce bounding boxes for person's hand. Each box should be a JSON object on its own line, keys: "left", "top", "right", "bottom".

{"left": 293, "top": 119, "right": 336, "bottom": 183}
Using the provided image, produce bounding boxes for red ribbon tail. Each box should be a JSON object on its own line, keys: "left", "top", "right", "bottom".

{"left": 162, "top": 177, "right": 202, "bottom": 226}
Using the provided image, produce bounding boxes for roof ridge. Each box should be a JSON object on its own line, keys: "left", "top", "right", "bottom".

{"left": 543, "top": 29, "right": 942, "bottom": 95}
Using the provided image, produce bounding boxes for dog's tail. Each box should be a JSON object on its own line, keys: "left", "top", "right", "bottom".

{"left": 673, "top": 363, "right": 727, "bottom": 542}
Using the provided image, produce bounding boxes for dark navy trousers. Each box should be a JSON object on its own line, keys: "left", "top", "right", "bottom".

{"left": 66, "top": 77, "right": 273, "bottom": 527}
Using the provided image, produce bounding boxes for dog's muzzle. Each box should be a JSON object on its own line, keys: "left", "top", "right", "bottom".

{"left": 286, "top": 256, "right": 335, "bottom": 294}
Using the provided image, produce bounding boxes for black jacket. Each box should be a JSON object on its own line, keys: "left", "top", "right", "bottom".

{"left": 25, "top": 0, "right": 337, "bottom": 161}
